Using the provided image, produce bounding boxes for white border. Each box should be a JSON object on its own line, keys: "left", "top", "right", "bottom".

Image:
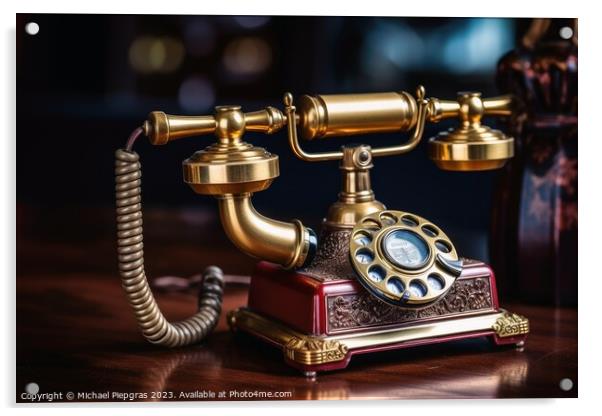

{"left": 3, "top": 0, "right": 600, "bottom": 415}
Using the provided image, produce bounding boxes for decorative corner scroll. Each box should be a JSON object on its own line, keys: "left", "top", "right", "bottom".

{"left": 284, "top": 336, "right": 348, "bottom": 365}
{"left": 492, "top": 312, "right": 530, "bottom": 337}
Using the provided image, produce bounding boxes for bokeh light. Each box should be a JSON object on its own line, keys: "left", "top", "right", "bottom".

{"left": 442, "top": 19, "right": 513, "bottom": 74}
{"left": 361, "top": 22, "right": 425, "bottom": 86}
{"left": 183, "top": 18, "right": 216, "bottom": 57}
{"left": 232, "top": 16, "right": 271, "bottom": 29}
{"left": 361, "top": 18, "right": 514, "bottom": 80}
{"left": 223, "top": 37, "right": 272, "bottom": 77}
{"left": 178, "top": 75, "right": 215, "bottom": 113}
{"left": 129, "top": 36, "right": 185, "bottom": 74}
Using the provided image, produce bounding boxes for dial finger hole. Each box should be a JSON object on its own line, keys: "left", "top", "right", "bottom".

{"left": 408, "top": 280, "right": 427, "bottom": 298}
{"left": 367, "top": 265, "right": 386, "bottom": 283}
{"left": 386, "top": 277, "right": 405, "bottom": 296}
{"left": 435, "top": 239, "right": 452, "bottom": 253}
{"left": 400, "top": 215, "right": 419, "bottom": 227}
{"left": 427, "top": 273, "right": 445, "bottom": 291}
{"left": 421, "top": 224, "right": 439, "bottom": 237}
{"left": 379, "top": 213, "right": 397, "bottom": 226}
{"left": 355, "top": 248, "right": 374, "bottom": 264}
{"left": 353, "top": 231, "right": 372, "bottom": 246}
{"left": 362, "top": 218, "right": 381, "bottom": 230}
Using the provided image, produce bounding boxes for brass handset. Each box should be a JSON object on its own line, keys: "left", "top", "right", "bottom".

{"left": 142, "top": 105, "right": 286, "bottom": 145}
{"left": 115, "top": 86, "right": 515, "bottom": 347}
{"left": 116, "top": 105, "right": 316, "bottom": 347}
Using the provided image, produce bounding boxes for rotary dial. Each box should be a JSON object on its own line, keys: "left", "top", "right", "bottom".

{"left": 349, "top": 210, "right": 463, "bottom": 307}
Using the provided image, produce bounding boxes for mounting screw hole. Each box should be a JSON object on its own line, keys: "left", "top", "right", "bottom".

{"left": 559, "top": 26, "right": 573, "bottom": 40}
{"left": 25, "top": 382, "right": 39, "bottom": 394}
{"left": 559, "top": 378, "right": 573, "bottom": 391}
{"left": 25, "top": 22, "right": 39, "bottom": 35}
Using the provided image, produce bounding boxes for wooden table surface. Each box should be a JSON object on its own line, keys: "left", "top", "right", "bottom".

{"left": 16, "top": 206, "right": 578, "bottom": 401}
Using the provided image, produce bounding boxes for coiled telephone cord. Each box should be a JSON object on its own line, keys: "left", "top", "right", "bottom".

{"left": 115, "top": 128, "right": 224, "bottom": 347}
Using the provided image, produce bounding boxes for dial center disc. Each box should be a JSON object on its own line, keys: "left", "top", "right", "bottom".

{"left": 381, "top": 229, "right": 430, "bottom": 270}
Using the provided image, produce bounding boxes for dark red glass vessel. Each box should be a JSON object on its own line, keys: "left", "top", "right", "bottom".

{"left": 492, "top": 19, "right": 577, "bottom": 306}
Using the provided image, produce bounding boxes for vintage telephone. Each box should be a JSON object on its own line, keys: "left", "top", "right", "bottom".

{"left": 115, "top": 86, "right": 529, "bottom": 375}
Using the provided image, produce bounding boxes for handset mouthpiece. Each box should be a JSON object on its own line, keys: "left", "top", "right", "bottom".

{"left": 143, "top": 111, "right": 216, "bottom": 145}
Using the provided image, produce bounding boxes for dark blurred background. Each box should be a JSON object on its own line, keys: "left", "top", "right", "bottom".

{"left": 17, "top": 15, "right": 543, "bottom": 271}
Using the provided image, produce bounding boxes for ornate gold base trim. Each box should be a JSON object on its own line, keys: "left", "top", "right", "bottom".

{"left": 228, "top": 308, "right": 529, "bottom": 370}
{"left": 492, "top": 312, "right": 530, "bottom": 338}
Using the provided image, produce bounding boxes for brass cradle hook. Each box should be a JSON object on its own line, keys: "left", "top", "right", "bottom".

{"left": 427, "top": 92, "right": 515, "bottom": 171}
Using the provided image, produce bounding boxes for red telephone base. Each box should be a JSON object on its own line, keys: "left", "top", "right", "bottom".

{"left": 228, "top": 259, "right": 529, "bottom": 374}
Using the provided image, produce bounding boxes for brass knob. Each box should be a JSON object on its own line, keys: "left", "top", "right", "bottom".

{"left": 214, "top": 106, "right": 246, "bottom": 141}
